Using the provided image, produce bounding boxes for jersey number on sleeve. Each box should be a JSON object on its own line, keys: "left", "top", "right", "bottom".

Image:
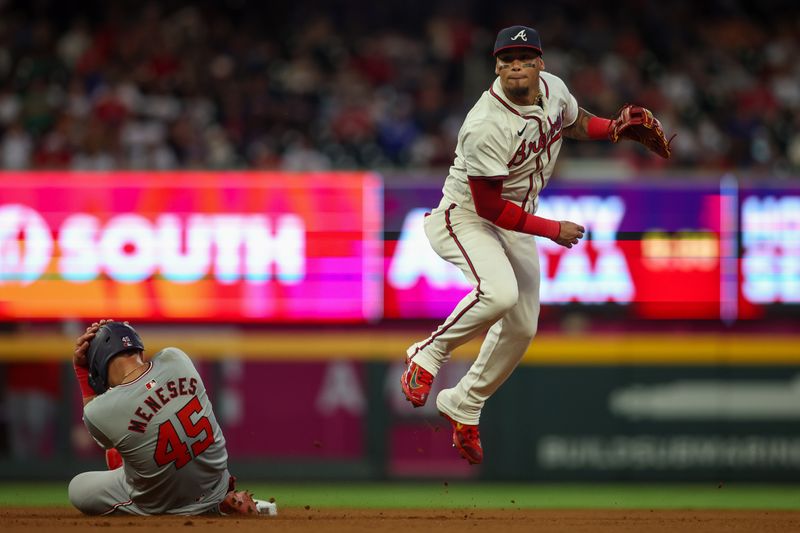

{"left": 154, "top": 396, "right": 215, "bottom": 469}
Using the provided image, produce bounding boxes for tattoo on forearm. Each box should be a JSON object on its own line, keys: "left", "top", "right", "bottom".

{"left": 562, "top": 107, "right": 596, "bottom": 140}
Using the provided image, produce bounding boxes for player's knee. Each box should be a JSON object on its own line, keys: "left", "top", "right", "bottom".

{"left": 69, "top": 473, "right": 100, "bottom": 515}
{"left": 68, "top": 475, "right": 85, "bottom": 512}
{"left": 517, "top": 320, "right": 538, "bottom": 340}
{"left": 482, "top": 283, "right": 518, "bottom": 315}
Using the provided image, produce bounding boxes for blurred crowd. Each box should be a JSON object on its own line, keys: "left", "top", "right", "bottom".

{"left": 0, "top": 0, "right": 798, "bottom": 176}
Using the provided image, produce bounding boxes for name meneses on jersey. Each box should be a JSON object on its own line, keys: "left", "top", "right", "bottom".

{"left": 128, "top": 376, "right": 198, "bottom": 433}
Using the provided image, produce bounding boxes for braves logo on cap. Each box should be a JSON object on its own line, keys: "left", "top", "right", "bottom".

{"left": 121, "top": 336, "right": 133, "bottom": 348}
{"left": 493, "top": 25, "right": 542, "bottom": 57}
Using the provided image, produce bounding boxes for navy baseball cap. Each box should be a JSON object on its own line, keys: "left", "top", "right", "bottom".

{"left": 493, "top": 26, "right": 543, "bottom": 56}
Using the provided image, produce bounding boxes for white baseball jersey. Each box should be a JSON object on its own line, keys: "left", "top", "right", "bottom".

{"left": 441, "top": 72, "right": 578, "bottom": 214}
{"left": 407, "top": 70, "right": 580, "bottom": 426}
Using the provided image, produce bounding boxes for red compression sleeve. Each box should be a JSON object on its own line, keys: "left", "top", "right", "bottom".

{"left": 587, "top": 116, "right": 613, "bottom": 140}
{"left": 74, "top": 363, "right": 94, "bottom": 399}
{"left": 469, "top": 178, "right": 560, "bottom": 240}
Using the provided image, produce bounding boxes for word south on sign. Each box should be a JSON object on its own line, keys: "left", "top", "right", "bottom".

{"left": 0, "top": 204, "right": 305, "bottom": 285}
{"left": 0, "top": 171, "right": 382, "bottom": 322}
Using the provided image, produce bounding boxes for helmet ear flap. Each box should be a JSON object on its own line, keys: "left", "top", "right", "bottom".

{"left": 88, "top": 372, "right": 103, "bottom": 395}
{"left": 87, "top": 333, "right": 110, "bottom": 395}
{"left": 86, "top": 322, "right": 144, "bottom": 395}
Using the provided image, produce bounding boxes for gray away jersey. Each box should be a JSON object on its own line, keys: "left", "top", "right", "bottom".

{"left": 83, "top": 347, "right": 229, "bottom": 514}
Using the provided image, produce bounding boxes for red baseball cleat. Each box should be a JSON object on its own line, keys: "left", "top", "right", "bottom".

{"left": 400, "top": 360, "right": 434, "bottom": 407}
{"left": 440, "top": 412, "right": 483, "bottom": 464}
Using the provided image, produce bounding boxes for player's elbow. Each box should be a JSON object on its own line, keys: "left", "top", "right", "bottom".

{"left": 473, "top": 201, "right": 497, "bottom": 221}
{"left": 469, "top": 178, "right": 505, "bottom": 222}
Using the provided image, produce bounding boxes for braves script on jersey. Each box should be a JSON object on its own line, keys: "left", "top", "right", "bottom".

{"left": 441, "top": 72, "right": 578, "bottom": 215}
{"left": 83, "top": 347, "right": 229, "bottom": 514}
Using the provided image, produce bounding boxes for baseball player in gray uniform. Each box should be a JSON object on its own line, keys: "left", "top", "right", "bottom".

{"left": 401, "top": 25, "right": 671, "bottom": 464}
{"left": 69, "top": 319, "right": 276, "bottom": 516}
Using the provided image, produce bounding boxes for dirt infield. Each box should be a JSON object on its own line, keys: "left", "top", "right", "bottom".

{"left": 3, "top": 507, "right": 799, "bottom": 533}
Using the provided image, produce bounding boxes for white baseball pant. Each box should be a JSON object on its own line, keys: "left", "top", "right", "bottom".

{"left": 407, "top": 200, "right": 541, "bottom": 425}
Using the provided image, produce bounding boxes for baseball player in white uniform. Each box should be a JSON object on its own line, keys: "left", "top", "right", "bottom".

{"left": 69, "top": 319, "right": 276, "bottom": 516}
{"left": 401, "top": 25, "right": 666, "bottom": 464}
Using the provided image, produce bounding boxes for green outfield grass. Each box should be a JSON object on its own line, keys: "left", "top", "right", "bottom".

{"left": 2, "top": 483, "right": 800, "bottom": 510}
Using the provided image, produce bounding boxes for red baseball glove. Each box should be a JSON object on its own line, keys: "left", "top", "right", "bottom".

{"left": 609, "top": 104, "right": 675, "bottom": 159}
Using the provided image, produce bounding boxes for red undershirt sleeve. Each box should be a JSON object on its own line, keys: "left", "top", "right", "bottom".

{"left": 73, "top": 363, "right": 95, "bottom": 399}
{"left": 468, "top": 177, "right": 561, "bottom": 240}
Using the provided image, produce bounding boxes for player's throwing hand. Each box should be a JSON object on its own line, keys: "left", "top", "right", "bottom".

{"left": 553, "top": 221, "right": 585, "bottom": 248}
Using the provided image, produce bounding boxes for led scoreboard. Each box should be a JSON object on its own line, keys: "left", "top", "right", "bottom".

{"left": 1, "top": 173, "right": 797, "bottom": 322}
{"left": 384, "top": 180, "right": 799, "bottom": 321}
{"left": 0, "top": 172, "right": 382, "bottom": 322}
